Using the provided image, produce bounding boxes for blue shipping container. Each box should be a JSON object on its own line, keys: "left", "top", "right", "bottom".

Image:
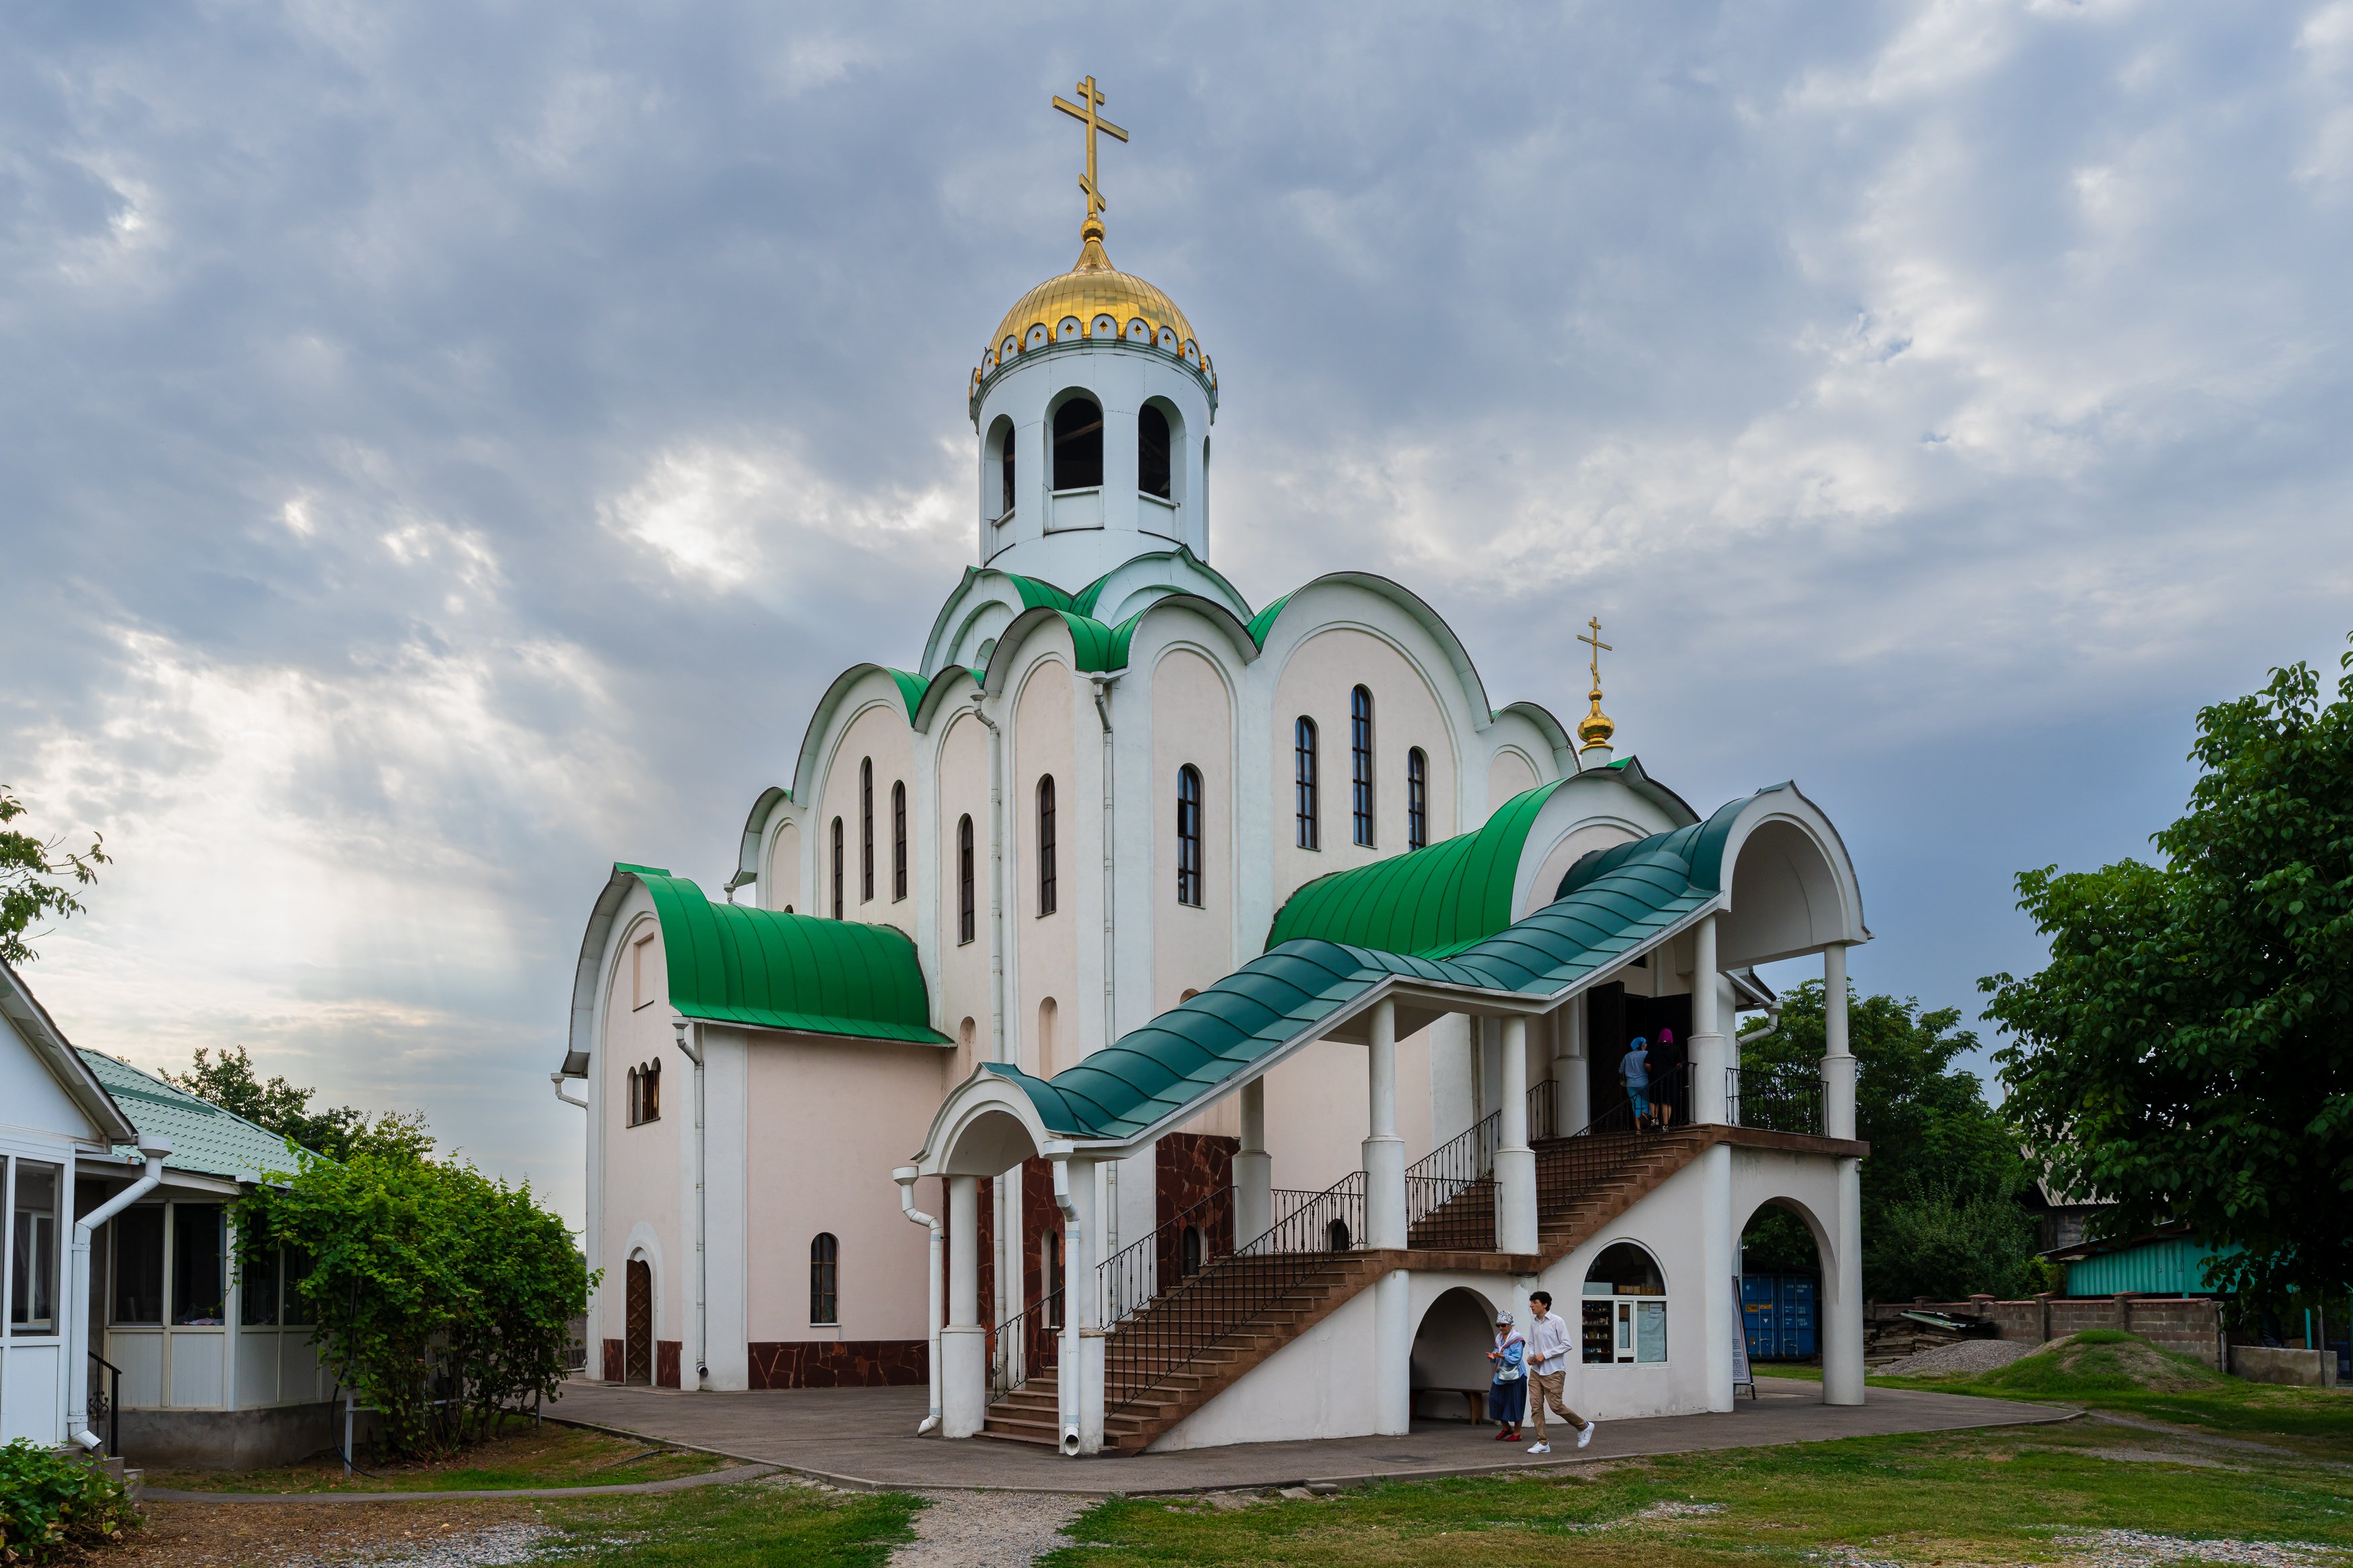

{"left": 1741, "top": 1273, "right": 1817, "bottom": 1360}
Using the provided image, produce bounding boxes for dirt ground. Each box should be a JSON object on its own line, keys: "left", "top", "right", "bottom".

{"left": 106, "top": 1499, "right": 544, "bottom": 1568}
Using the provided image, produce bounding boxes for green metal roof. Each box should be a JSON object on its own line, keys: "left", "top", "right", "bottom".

{"left": 77, "top": 1050, "right": 310, "bottom": 1183}
{"left": 1265, "top": 780, "right": 1570, "bottom": 958}
{"left": 987, "top": 789, "right": 1776, "bottom": 1139}
{"left": 633, "top": 869, "right": 949, "bottom": 1044}
{"left": 1244, "top": 591, "right": 1294, "bottom": 649}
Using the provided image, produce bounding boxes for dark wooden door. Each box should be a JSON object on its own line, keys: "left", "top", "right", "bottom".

{"left": 624, "top": 1260, "right": 653, "bottom": 1385}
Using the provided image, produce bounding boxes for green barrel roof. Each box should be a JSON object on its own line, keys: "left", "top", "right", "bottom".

{"left": 633, "top": 870, "right": 949, "bottom": 1044}
{"left": 987, "top": 790, "right": 1770, "bottom": 1139}
{"left": 1265, "top": 780, "right": 1570, "bottom": 958}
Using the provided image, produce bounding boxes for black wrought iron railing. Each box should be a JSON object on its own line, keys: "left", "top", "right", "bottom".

{"left": 1726, "top": 1064, "right": 1825, "bottom": 1135}
{"left": 1103, "top": 1170, "right": 1365, "bottom": 1414}
{"left": 1534, "top": 1061, "right": 1692, "bottom": 1219}
{"left": 988, "top": 1287, "right": 1063, "bottom": 1392}
{"left": 1527, "top": 1077, "right": 1558, "bottom": 1143}
{"left": 1404, "top": 1110, "right": 1499, "bottom": 1250}
{"left": 87, "top": 1352, "right": 120, "bottom": 1458}
{"left": 1098, "top": 1184, "right": 1233, "bottom": 1330}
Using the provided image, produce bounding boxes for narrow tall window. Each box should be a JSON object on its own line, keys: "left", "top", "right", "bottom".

{"left": 1350, "top": 686, "right": 1375, "bottom": 847}
{"left": 1138, "top": 405, "right": 1171, "bottom": 499}
{"left": 1037, "top": 775, "right": 1058, "bottom": 915}
{"left": 809, "top": 1233, "right": 839, "bottom": 1325}
{"left": 859, "top": 757, "right": 875, "bottom": 903}
{"left": 1294, "top": 717, "right": 1320, "bottom": 850}
{"left": 891, "top": 780, "right": 908, "bottom": 901}
{"left": 1175, "top": 765, "right": 1203, "bottom": 907}
{"left": 1407, "top": 747, "right": 1429, "bottom": 850}
{"left": 957, "top": 815, "right": 975, "bottom": 944}
{"left": 1052, "top": 397, "right": 1103, "bottom": 490}
{"left": 998, "top": 424, "right": 1016, "bottom": 518}
{"left": 830, "top": 817, "right": 844, "bottom": 919}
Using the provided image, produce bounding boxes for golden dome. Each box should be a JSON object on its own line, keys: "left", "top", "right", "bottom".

{"left": 978, "top": 218, "right": 1208, "bottom": 383}
{"left": 1576, "top": 684, "right": 1616, "bottom": 750}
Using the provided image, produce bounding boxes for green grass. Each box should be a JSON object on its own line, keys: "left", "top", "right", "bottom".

{"left": 1039, "top": 1420, "right": 2353, "bottom": 1567}
{"left": 535, "top": 1477, "right": 922, "bottom": 1568}
{"left": 147, "top": 1423, "right": 727, "bottom": 1493}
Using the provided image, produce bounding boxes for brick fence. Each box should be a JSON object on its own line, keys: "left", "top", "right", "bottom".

{"left": 1868, "top": 1294, "right": 2225, "bottom": 1370}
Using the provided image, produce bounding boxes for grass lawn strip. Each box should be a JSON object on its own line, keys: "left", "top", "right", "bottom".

{"left": 530, "top": 1473, "right": 923, "bottom": 1568}
{"left": 143, "top": 1424, "right": 727, "bottom": 1495}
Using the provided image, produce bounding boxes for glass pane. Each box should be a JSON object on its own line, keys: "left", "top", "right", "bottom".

{"left": 172, "top": 1204, "right": 227, "bottom": 1325}
{"left": 1616, "top": 1301, "right": 1632, "bottom": 1354}
{"left": 1637, "top": 1300, "right": 1668, "bottom": 1363}
{"left": 281, "top": 1245, "right": 317, "bottom": 1324}
{"left": 113, "top": 1207, "right": 165, "bottom": 1324}
{"left": 1581, "top": 1299, "right": 1613, "bottom": 1364}
{"left": 9, "top": 1161, "right": 61, "bottom": 1331}
{"left": 241, "top": 1238, "right": 280, "bottom": 1325}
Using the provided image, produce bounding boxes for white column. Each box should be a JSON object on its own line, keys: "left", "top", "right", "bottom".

{"left": 1822, "top": 944, "right": 1856, "bottom": 1140}
{"left": 1496, "top": 1016, "right": 1538, "bottom": 1255}
{"left": 1700, "top": 1142, "right": 1737, "bottom": 1411}
{"left": 1374, "top": 1267, "right": 1411, "bottom": 1436}
{"left": 1820, "top": 944, "right": 1865, "bottom": 1405}
{"left": 1363, "top": 999, "right": 1405, "bottom": 1249}
{"left": 942, "top": 1175, "right": 986, "bottom": 1438}
{"left": 1234, "top": 1077, "right": 1272, "bottom": 1247}
{"left": 1687, "top": 915, "right": 1728, "bottom": 1124}
{"left": 1554, "top": 994, "right": 1588, "bottom": 1136}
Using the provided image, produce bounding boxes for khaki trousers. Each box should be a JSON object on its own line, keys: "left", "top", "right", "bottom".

{"left": 1528, "top": 1368, "right": 1585, "bottom": 1441}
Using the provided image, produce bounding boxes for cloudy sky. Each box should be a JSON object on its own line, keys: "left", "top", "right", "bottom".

{"left": 5, "top": 1, "right": 2348, "bottom": 1226}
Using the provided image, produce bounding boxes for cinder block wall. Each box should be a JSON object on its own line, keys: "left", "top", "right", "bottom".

{"left": 1866, "top": 1295, "right": 2223, "bottom": 1369}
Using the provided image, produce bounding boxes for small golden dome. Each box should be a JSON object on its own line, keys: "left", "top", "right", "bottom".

{"left": 982, "top": 220, "right": 1204, "bottom": 373}
{"left": 1577, "top": 685, "right": 1616, "bottom": 749}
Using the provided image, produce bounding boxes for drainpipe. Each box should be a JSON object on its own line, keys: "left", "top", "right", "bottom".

{"left": 1736, "top": 999, "right": 1784, "bottom": 1050}
{"left": 896, "top": 1169, "right": 943, "bottom": 1435}
{"left": 67, "top": 1139, "right": 172, "bottom": 1449}
{"left": 1050, "top": 1150, "right": 1083, "bottom": 1456}
{"left": 671, "top": 1018, "right": 709, "bottom": 1391}
{"left": 1088, "top": 673, "right": 1118, "bottom": 1064}
{"left": 551, "top": 1072, "right": 588, "bottom": 1110}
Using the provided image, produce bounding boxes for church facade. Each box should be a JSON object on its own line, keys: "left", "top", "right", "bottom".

{"left": 560, "top": 91, "right": 1871, "bottom": 1454}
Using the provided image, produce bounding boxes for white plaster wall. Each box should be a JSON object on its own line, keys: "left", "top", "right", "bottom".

{"left": 1523, "top": 822, "right": 1644, "bottom": 917}
{"left": 599, "top": 901, "right": 683, "bottom": 1360}
{"left": 1729, "top": 1149, "right": 1841, "bottom": 1269}
{"left": 934, "top": 710, "right": 992, "bottom": 1075}
{"left": 1148, "top": 1280, "right": 1380, "bottom": 1450}
{"left": 1012, "top": 655, "right": 1078, "bottom": 1077}
{"left": 817, "top": 698, "right": 917, "bottom": 934}
{"left": 1151, "top": 648, "right": 1234, "bottom": 1012}
{"left": 765, "top": 820, "right": 801, "bottom": 914}
{"left": 0, "top": 1016, "right": 102, "bottom": 1141}
{"left": 1488, "top": 748, "right": 1540, "bottom": 814}
{"left": 1259, "top": 1024, "right": 1434, "bottom": 1195}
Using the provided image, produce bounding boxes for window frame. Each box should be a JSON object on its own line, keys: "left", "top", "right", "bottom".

{"left": 891, "top": 780, "right": 908, "bottom": 902}
{"left": 7, "top": 1157, "right": 62, "bottom": 1335}
{"left": 957, "top": 814, "right": 975, "bottom": 944}
{"left": 1350, "top": 686, "right": 1375, "bottom": 847}
{"left": 809, "top": 1232, "right": 840, "bottom": 1327}
{"left": 1051, "top": 395, "right": 1105, "bottom": 492}
{"left": 1175, "top": 764, "right": 1203, "bottom": 907}
{"left": 1294, "top": 717, "right": 1320, "bottom": 851}
{"left": 1138, "top": 403, "right": 1172, "bottom": 499}
{"left": 859, "top": 758, "right": 875, "bottom": 905}
{"left": 1037, "top": 774, "right": 1058, "bottom": 916}
{"left": 830, "top": 816, "right": 844, "bottom": 919}
{"left": 1407, "top": 747, "right": 1429, "bottom": 850}
{"left": 1581, "top": 1241, "right": 1669, "bottom": 1365}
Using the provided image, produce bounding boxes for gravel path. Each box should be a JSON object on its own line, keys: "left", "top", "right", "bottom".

{"left": 890, "top": 1490, "right": 1091, "bottom": 1568}
{"left": 2050, "top": 1528, "right": 2343, "bottom": 1566}
{"left": 1872, "top": 1337, "right": 2038, "bottom": 1378}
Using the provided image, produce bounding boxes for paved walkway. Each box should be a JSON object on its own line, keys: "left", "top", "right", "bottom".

{"left": 544, "top": 1378, "right": 2071, "bottom": 1495}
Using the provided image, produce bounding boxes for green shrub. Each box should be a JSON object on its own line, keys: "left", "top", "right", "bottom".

{"left": 0, "top": 1440, "right": 140, "bottom": 1565}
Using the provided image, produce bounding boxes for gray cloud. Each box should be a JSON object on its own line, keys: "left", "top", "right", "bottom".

{"left": 4, "top": 0, "right": 2348, "bottom": 1222}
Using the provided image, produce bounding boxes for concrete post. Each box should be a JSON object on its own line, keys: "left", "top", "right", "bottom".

{"left": 1363, "top": 999, "right": 1405, "bottom": 1250}
{"left": 1554, "top": 993, "right": 1588, "bottom": 1135}
{"left": 1687, "top": 915, "right": 1728, "bottom": 1124}
{"left": 942, "top": 1175, "right": 986, "bottom": 1437}
{"left": 1497, "top": 1016, "right": 1538, "bottom": 1255}
{"left": 1821, "top": 944, "right": 1865, "bottom": 1405}
{"left": 1235, "top": 1076, "right": 1272, "bottom": 1247}
{"left": 1375, "top": 1268, "right": 1412, "bottom": 1435}
{"left": 1700, "top": 1142, "right": 1736, "bottom": 1411}
{"left": 1822, "top": 944, "right": 1856, "bottom": 1141}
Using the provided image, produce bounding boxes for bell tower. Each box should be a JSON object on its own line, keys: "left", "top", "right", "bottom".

{"left": 968, "top": 77, "right": 1218, "bottom": 585}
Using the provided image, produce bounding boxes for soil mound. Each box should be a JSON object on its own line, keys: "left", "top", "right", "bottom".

{"left": 1973, "top": 1331, "right": 2226, "bottom": 1396}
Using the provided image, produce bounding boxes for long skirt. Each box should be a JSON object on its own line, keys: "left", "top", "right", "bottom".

{"left": 1488, "top": 1376, "right": 1527, "bottom": 1426}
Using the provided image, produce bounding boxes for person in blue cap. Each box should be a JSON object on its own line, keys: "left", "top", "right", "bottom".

{"left": 1620, "top": 1035, "right": 1651, "bottom": 1130}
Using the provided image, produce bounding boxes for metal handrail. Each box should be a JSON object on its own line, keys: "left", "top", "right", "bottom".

{"left": 87, "top": 1351, "right": 121, "bottom": 1458}
{"left": 1404, "top": 1110, "right": 1501, "bottom": 1250}
{"left": 1527, "top": 1077, "right": 1557, "bottom": 1143}
{"left": 1534, "top": 1061, "right": 1693, "bottom": 1221}
{"left": 1726, "top": 1064, "right": 1825, "bottom": 1134}
{"left": 988, "top": 1287, "right": 1064, "bottom": 1393}
{"left": 1097, "top": 1183, "right": 1232, "bottom": 1329}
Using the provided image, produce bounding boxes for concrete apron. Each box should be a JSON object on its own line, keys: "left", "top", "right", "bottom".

{"left": 536, "top": 1378, "right": 2078, "bottom": 1497}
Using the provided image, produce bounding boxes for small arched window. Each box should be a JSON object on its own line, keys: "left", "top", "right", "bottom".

{"left": 1181, "top": 1223, "right": 1203, "bottom": 1277}
{"left": 1038, "top": 996, "right": 1059, "bottom": 1076}
{"left": 859, "top": 758, "right": 875, "bottom": 904}
{"left": 1294, "top": 717, "right": 1320, "bottom": 851}
{"left": 957, "top": 815, "right": 975, "bottom": 944}
{"left": 1583, "top": 1241, "right": 1667, "bottom": 1365}
{"left": 1052, "top": 397, "right": 1103, "bottom": 491}
{"left": 1407, "top": 747, "right": 1429, "bottom": 851}
{"left": 809, "top": 1233, "right": 839, "bottom": 1325}
{"left": 992, "top": 418, "right": 1016, "bottom": 520}
{"left": 1325, "top": 1216, "right": 1351, "bottom": 1252}
{"left": 627, "top": 1061, "right": 661, "bottom": 1126}
{"left": 830, "top": 817, "right": 844, "bottom": 919}
{"left": 1350, "top": 686, "right": 1375, "bottom": 847}
{"left": 1138, "top": 405, "right": 1172, "bottom": 499}
{"left": 891, "top": 780, "right": 908, "bottom": 902}
{"left": 1037, "top": 775, "right": 1058, "bottom": 915}
{"left": 1175, "top": 764, "right": 1203, "bottom": 907}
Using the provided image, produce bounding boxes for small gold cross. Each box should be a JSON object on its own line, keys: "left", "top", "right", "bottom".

{"left": 1579, "top": 616, "right": 1613, "bottom": 692}
{"left": 1052, "top": 75, "right": 1128, "bottom": 229}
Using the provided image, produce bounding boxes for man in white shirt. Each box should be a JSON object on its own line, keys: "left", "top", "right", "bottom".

{"left": 1523, "top": 1290, "right": 1595, "bottom": 1454}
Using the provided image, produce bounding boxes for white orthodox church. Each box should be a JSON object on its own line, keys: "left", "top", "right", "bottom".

{"left": 560, "top": 85, "right": 1871, "bottom": 1456}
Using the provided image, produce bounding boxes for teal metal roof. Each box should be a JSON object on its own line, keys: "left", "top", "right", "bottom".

{"left": 77, "top": 1050, "right": 309, "bottom": 1183}
{"left": 633, "top": 869, "right": 950, "bottom": 1044}
{"left": 1265, "top": 781, "right": 1570, "bottom": 957}
{"left": 2062, "top": 1234, "right": 2243, "bottom": 1297}
{"left": 1244, "top": 591, "right": 1293, "bottom": 649}
{"left": 988, "top": 790, "right": 1770, "bottom": 1139}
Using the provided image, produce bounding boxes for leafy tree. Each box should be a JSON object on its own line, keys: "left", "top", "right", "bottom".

{"left": 165, "top": 1045, "right": 431, "bottom": 1164}
{"left": 1739, "top": 982, "right": 2039, "bottom": 1298}
{"left": 0, "top": 786, "right": 108, "bottom": 964}
{"left": 1983, "top": 637, "right": 2353, "bottom": 1311}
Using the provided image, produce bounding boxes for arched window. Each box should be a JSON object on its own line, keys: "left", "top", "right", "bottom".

{"left": 1350, "top": 686, "right": 1375, "bottom": 846}
{"left": 1138, "top": 405, "right": 1171, "bottom": 499}
{"left": 1294, "top": 717, "right": 1320, "bottom": 851}
{"left": 1583, "top": 1241, "right": 1667, "bottom": 1365}
{"left": 992, "top": 418, "right": 1016, "bottom": 520}
{"left": 830, "top": 817, "right": 844, "bottom": 919}
{"left": 1175, "top": 764, "right": 1203, "bottom": 907}
{"left": 1052, "top": 397, "right": 1103, "bottom": 491}
{"left": 627, "top": 1061, "right": 661, "bottom": 1126}
{"left": 809, "top": 1233, "right": 839, "bottom": 1325}
{"left": 859, "top": 758, "right": 874, "bottom": 904}
{"left": 1407, "top": 747, "right": 1429, "bottom": 850}
{"left": 891, "top": 780, "right": 908, "bottom": 902}
{"left": 957, "top": 815, "right": 975, "bottom": 944}
{"left": 1325, "top": 1217, "right": 1351, "bottom": 1251}
{"left": 1037, "top": 775, "right": 1058, "bottom": 915}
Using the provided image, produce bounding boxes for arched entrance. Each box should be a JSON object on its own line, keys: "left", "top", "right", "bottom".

{"left": 1739, "top": 1197, "right": 1830, "bottom": 1365}
{"left": 1410, "top": 1285, "right": 1502, "bottom": 1425}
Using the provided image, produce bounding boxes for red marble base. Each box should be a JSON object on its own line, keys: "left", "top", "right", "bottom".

{"left": 746, "top": 1339, "right": 928, "bottom": 1389}
{"left": 655, "top": 1339, "right": 681, "bottom": 1389}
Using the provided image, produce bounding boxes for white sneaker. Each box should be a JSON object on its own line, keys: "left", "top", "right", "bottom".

{"left": 1525, "top": 1441, "right": 1550, "bottom": 1454}
{"left": 1577, "top": 1421, "right": 1597, "bottom": 1450}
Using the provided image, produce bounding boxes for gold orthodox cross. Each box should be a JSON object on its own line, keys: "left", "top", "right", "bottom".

{"left": 1579, "top": 616, "right": 1613, "bottom": 690}
{"left": 1053, "top": 75, "right": 1128, "bottom": 226}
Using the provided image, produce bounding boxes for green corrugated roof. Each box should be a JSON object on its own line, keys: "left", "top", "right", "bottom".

{"left": 1244, "top": 591, "right": 1295, "bottom": 649}
{"left": 634, "top": 870, "right": 949, "bottom": 1044}
{"left": 986, "top": 789, "right": 1767, "bottom": 1139}
{"left": 1265, "top": 781, "right": 1570, "bottom": 957}
{"left": 77, "top": 1050, "right": 310, "bottom": 1183}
